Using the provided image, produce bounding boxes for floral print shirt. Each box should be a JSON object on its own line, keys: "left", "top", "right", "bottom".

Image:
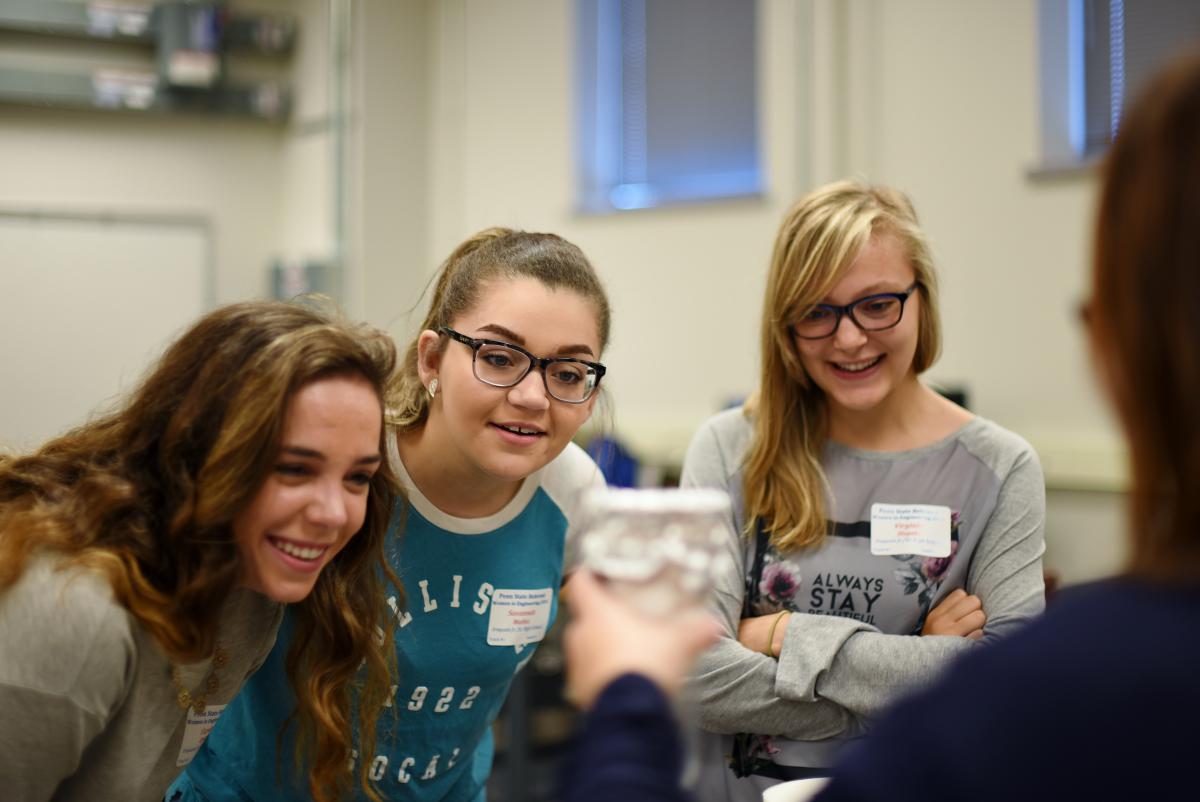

{"left": 682, "top": 409, "right": 1047, "bottom": 801}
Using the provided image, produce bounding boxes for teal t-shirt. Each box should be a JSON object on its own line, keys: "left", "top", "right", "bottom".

{"left": 168, "top": 441, "right": 603, "bottom": 802}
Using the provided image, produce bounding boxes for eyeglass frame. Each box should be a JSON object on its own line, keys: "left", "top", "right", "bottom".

{"left": 438, "top": 326, "right": 606, "bottom": 404}
{"left": 787, "top": 283, "right": 920, "bottom": 340}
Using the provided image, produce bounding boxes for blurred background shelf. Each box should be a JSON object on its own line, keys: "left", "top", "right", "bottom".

{"left": 0, "top": 0, "right": 294, "bottom": 120}
{"left": 0, "top": 0, "right": 293, "bottom": 53}
{"left": 0, "top": 65, "right": 287, "bottom": 118}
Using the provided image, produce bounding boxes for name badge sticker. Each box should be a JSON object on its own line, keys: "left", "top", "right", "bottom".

{"left": 175, "top": 703, "right": 226, "bottom": 767}
{"left": 487, "top": 588, "right": 553, "bottom": 653}
{"left": 870, "top": 503, "right": 952, "bottom": 558}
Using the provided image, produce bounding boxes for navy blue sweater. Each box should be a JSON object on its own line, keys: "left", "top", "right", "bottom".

{"left": 560, "top": 674, "right": 689, "bottom": 802}
{"left": 815, "top": 578, "right": 1200, "bottom": 802}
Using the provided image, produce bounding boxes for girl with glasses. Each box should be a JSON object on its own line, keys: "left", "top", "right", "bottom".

{"left": 171, "top": 228, "right": 610, "bottom": 802}
{"left": 0, "top": 301, "right": 400, "bottom": 802}
{"left": 681, "top": 180, "right": 1047, "bottom": 800}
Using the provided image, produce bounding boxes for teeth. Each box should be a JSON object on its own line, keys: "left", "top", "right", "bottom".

{"left": 273, "top": 539, "right": 324, "bottom": 561}
{"left": 501, "top": 424, "right": 540, "bottom": 435}
{"left": 837, "top": 357, "right": 881, "bottom": 372}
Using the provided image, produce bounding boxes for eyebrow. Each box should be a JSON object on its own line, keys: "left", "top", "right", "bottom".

{"left": 476, "top": 324, "right": 596, "bottom": 358}
{"left": 281, "top": 446, "right": 383, "bottom": 466}
{"left": 823, "top": 282, "right": 909, "bottom": 303}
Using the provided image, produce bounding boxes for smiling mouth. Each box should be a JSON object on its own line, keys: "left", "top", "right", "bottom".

{"left": 833, "top": 355, "right": 884, "bottom": 373}
{"left": 492, "top": 423, "right": 546, "bottom": 437}
{"left": 268, "top": 536, "right": 328, "bottom": 562}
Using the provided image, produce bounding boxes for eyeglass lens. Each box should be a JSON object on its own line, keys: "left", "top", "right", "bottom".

{"left": 794, "top": 295, "right": 905, "bottom": 339}
{"left": 474, "top": 342, "right": 598, "bottom": 402}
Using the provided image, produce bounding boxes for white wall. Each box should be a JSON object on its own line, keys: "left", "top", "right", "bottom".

{"left": 350, "top": 0, "right": 432, "bottom": 339}
{"left": 276, "top": 0, "right": 336, "bottom": 267}
{"left": 0, "top": 216, "right": 208, "bottom": 450}
{"left": 0, "top": 106, "right": 284, "bottom": 301}
{"left": 391, "top": 0, "right": 1128, "bottom": 582}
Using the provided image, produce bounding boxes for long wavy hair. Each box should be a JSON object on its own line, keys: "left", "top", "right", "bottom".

{"left": 388, "top": 227, "right": 611, "bottom": 431}
{"left": 0, "top": 300, "right": 400, "bottom": 802}
{"left": 744, "top": 180, "right": 943, "bottom": 551}
{"left": 1090, "top": 51, "right": 1200, "bottom": 581}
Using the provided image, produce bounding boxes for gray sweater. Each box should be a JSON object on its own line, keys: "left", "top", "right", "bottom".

{"left": 681, "top": 409, "right": 1046, "bottom": 799}
{"left": 0, "top": 557, "right": 283, "bottom": 801}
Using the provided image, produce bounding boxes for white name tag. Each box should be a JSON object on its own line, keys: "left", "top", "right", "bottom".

{"left": 175, "top": 703, "right": 226, "bottom": 767}
{"left": 487, "top": 587, "right": 553, "bottom": 653}
{"left": 870, "top": 503, "right": 952, "bottom": 558}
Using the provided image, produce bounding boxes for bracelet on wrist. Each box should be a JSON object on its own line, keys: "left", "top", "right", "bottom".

{"left": 764, "top": 610, "right": 789, "bottom": 658}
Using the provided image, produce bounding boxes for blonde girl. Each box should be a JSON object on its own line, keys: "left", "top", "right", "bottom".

{"left": 683, "top": 182, "right": 1046, "bottom": 800}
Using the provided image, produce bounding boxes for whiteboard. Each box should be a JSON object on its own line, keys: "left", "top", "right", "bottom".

{"left": 0, "top": 213, "right": 212, "bottom": 451}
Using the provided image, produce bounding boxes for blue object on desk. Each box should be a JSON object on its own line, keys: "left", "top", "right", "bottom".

{"left": 586, "top": 436, "right": 639, "bottom": 488}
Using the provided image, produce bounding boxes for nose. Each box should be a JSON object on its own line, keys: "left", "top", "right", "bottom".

{"left": 507, "top": 367, "right": 551, "bottom": 410}
{"left": 306, "top": 480, "right": 350, "bottom": 532}
{"left": 831, "top": 312, "right": 868, "bottom": 349}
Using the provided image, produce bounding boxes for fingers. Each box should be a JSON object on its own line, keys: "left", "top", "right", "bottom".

{"left": 923, "top": 589, "right": 963, "bottom": 625}
{"left": 563, "top": 568, "right": 600, "bottom": 607}
{"left": 960, "top": 608, "right": 986, "bottom": 632}
{"left": 564, "top": 569, "right": 630, "bottom": 625}
{"left": 922, "top": 588, "right": 987, "bottom": 638}
{"left": 562, "top": 571, "right": 721, "bottom": 709}
{"left": 930, "top": 589, "right": 982, "bottom": 620}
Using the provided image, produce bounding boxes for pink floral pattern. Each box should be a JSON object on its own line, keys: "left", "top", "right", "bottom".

{"left": 920, "top": 541, "right": 959, "bottom": 583}
{"left": 758, "top": 562, "right": 799, "bottom": 606}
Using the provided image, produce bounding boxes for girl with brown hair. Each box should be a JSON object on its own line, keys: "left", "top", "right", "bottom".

{"left": 682, "top": 180, "right": 1046, "bottom": 799}
{"left": 0, "top": 300, "right": 401, "bottom": 802}
{"left": 811, "top": 49, "right": 1200, "bottom": 802}
{"left": 173, "top": 228, "right": 612, "bottom": 801}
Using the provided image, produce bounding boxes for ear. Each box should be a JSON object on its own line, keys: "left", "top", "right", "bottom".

{"left": 415, "top": 329, "right": 444, "bottom": 387}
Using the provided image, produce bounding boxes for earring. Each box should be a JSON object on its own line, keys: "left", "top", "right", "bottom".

{"left": 427, "top": 378, "right": 438, "bottom": 399}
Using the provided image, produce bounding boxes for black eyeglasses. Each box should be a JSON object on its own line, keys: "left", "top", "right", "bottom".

{"left": 788, "top": 283, "right": 919, "bottom": 340}
{"left": 439, "top": 327, "right": 606, "bottom": 404}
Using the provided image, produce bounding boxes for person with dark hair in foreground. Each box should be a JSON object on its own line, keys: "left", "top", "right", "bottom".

{"left": 810, "top": 49, "right": 1200, "bottom": 802}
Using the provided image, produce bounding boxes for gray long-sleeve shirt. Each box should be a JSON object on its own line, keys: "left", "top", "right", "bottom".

{"left": 681, "top": 408, "right": 1045, "bottom": 798}
{"left": 0, "top": 557, "right": 282, "bottom": 802}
